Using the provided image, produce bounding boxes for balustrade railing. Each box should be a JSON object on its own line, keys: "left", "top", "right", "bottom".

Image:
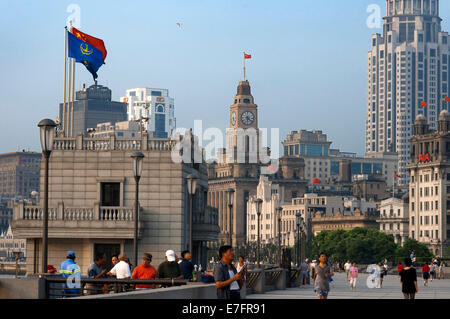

{"left": 23, "top": 206, "right": 57, "bottom": 220}
{"left": 64, "top": 208, "right": 94, "bottom": 221}
{"left": 100, "top": 207, "right": 133, "bottom": 221}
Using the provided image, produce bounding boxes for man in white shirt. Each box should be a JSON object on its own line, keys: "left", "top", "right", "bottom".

{"left": 108, "top": 254, "right": 131, "bottom": 279}
{"left": 344, "top": 260, "right": 352, "bottom": 281}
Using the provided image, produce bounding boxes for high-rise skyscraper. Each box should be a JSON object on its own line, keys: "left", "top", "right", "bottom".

{"left": 121, "top": 88, "right": 175, "bottom": 139}
{"left": 366, "top": 0, "right": 449, "bottom": 185}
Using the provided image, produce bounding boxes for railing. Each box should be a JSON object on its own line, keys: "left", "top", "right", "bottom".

{"left": 193, "top": 206, "right": 219, "bottom": 224}
{"left": 52, "top": 135, "right": 176, "bottom": 152}
{"left": 45, "top": 277, "right": 188, "bottom": 299}
{"left": 100, "top": 207, "right": 133, "bottom": 221}
{"left": 23, "top": 206, "right": 57, "bottom": 220}
{"left": 64, "top": 208, "right": 94, "bottom": 221}
{"left": 17, "top": 205, "right": 134, "bottom": 222}
{"left": 264, "top": 269, "right": 283, "bottom": 287}
{"left": 246, "top": 270, "right": 261, "bottom": 291}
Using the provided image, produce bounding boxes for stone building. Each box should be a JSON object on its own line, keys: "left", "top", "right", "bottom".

{"left": 0, "top": 225, "right": 26, "bottom": 261}
{"left": 407, "top": 111, "right": 450, "bottom": 256}
{"left": 378, "top": 195, "right": 409, "bottom": 245}
{"left": 12, "top": 132, "right": 219, "bottom": 274}
{"left": 207, "top": 79, "right": 307, "bottom": 246}
{"left": 311, "top": 209, "right": 379, "bottom": 235}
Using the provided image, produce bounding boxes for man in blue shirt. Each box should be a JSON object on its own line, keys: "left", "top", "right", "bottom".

{"left": 59, "top": 251, "right": 81, "bottom": 297}
{"left": 179, "top": 250, "right": 194, "bottom": 281}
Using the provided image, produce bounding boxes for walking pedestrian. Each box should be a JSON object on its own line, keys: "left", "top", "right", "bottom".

{"left": 344, "top": 260, "right": 351, "bottom": 281}
{"left": 378, "top": 262, "right": 384, "bottom": 288}
{"left": 349, "top": 262, "right": 358, "bottom": 291}
{"left": 422, "top": 262, "right": 430, "bottom": 286}
{"left": 300, "top": 259, "right": 310, "bottom": 285}
{"left": 313, "top": 252, "right": 334, "bottom": 299}
{"left": 214, "top": 245, "right": 243, "bottom": 300}
{"left": 439, "top": 261, "right": 445, "bottom": 280}
{"left": 400, "top": 258, "right": 418, "bottom": 299}
{"left": 235, "top": 256, "right": 248, "bottom": 298}
{"left": 429, "top": 262, "right": 436, "bottom": 281}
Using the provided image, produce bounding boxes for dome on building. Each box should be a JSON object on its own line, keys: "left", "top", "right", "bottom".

{"left": 438, "top": 109, "right": 450, "bottom": 121}
{"left": 237, "top": 80, "right": 251, "bottom": 96}
{"left": 415, "top": 114, "right": 427, "bottom": 124}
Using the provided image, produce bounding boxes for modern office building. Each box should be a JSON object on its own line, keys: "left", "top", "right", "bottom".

{"left": 407, "top": 111, "right": 450, "bottom": 256}
{"left": 366, "top": 0, "right": 450, "bottom": 184}
{"left": 282, "top": 130, "right": 398, "bottom": 187}
{"left": 121, "top": 88, "right": 176, "bottom": 138}
{"left": 87, "top": 121, "right": 142, "bottom": 138}
{"left": 378, "top": 196, "right": 410, "bottom": 245}
{"left": 59, "top": 83, "right": 127, "bottom": 137}
{"left": 0, "top": 152, "right": 41, "bottom": 200}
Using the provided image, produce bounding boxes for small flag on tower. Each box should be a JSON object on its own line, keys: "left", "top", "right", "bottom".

{"left": 420, "top": 101, "right": 428, "bottom": 108}
{"left": 72, "top": 27, "right": 107, "bottom": 64}
{"left": 394, "top": 173, "right": 401, "bottom": 179}
{"left": 244, "top": 53, "right": 252, "bottom": 59}
{"left": 445, "top": 96, "right": 450, "bottom": 103}
{"left": 312, "top": 177, "right": 320, "bottom": 184}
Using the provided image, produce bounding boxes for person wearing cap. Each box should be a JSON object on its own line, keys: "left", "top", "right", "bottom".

{"left": 157, "top": 250, "right": 183, "bottom": 279}
{"left": 59, "top": 251, "right": 81, "bottom": 297}
{"left": 47, "top": 265, "right": 57, "bottom": 274}
{"left": 132, "top": 253, "right": 157, "bottom": 289}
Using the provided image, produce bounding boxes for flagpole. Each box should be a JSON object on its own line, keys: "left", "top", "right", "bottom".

{"left": 63, "top": 27, "right": 68, "bottom": 136}
{"left": 243, "top": 52, "right": 246, "bottom": 81}
{"left": 67, "top": 53, "right": 72, "bottom": 137}
{"left": 71, "top": 58, "right": 75, "bottom": 137}
{"left": 393, "top": 174, "right": 395, "bottom": 198}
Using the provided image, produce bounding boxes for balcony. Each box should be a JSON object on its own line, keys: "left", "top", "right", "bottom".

{"left": 192, "top": 206, "right": 220, "bottom": 242}
{"left": 11, "top": 201, "right": 140, "bottom": 239}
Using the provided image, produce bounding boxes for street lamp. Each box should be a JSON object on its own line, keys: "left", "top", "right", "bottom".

{"left": 38, "top": 119, "right": 56, "bottom": 274}
{"left": 255, "top": 198, "right": 263, "bottom": 268}
{"left": 225, "top": 188, "right": 235, "bottom": 247}
{"left": 296, "top": 212, "right": 301, "bottom": 267}
{"left": 131, "top": 151, "right": 144, "bottom": 268}
{"left": 186, "top": 173, "right": 198, "bottom": 257}
{"left": 276, "top": 206, "right": 283, "bottom": 267}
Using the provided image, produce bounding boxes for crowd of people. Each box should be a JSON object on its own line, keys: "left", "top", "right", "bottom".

{"left": 51, "top": 247, "right": 447, "bottom": 299}
{"left": 52, "top": 249, "right": 199, "bottom": 296}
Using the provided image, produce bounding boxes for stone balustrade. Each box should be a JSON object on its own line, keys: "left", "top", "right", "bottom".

{"left": 52, "top": 134, "right": 176, "bottom": 152}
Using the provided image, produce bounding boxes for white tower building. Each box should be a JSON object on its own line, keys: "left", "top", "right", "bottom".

{"left": 366, "top": 0, "right": 450, "bottom": 185}
{"left": 121, "top": 88, "right": 176, "bottom": 138}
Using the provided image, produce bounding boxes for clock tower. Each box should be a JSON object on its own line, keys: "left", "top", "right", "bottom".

{"left": 229, "top": 80, "right": 258, "bottom": 130}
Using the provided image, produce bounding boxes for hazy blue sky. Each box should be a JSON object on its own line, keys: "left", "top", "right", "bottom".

{"left": 1, "top": 0, "right": 450, "bottom": 155}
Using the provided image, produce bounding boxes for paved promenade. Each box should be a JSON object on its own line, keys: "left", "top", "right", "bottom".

{"left": 247, "top": 271, "right": 450, "bottom": 299}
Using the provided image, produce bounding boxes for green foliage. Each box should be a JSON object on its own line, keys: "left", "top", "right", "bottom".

{"left": 309, "top": 227, "right": 398, "bottom": 264}
{"left": 394, "top": 238, "right": 434, "bottom": 262}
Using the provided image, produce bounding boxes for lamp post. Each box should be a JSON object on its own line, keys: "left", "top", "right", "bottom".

{"left": 276, "top": 206, "right": 282, "bottom": 267}
{"left": 296, "top": 212, "right": 301, "bottom": 267}
{"left": 255, "top": 198, "right": 263, "bottom": 268}
{"left": 225, "top": 188, "right": 235, "bottom": 247}
{"left": 131, "top": 152, "right": 144, "bottom": 268}
{"left": 186, "top": 173, "right": 198, "bottom": 257}
{"left": 38, "top": 119, "right": 56, "bottom": 274}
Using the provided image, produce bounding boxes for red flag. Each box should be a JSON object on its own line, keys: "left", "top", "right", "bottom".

{"left": 394, "top": 173, "right": 401, "bottom": 179}
{"left": 445, "top": 96, "right": 450, "bottom": 103}
{"left": 72, "top": 27, "right": 107, "bottom": 64}
{"left": 420, "top": 101, "right": 428, "bottom": 108}
{"left": 244, "top": 53, "right": 252, "bottom": 59}
{"left": 312, "top": 177, "right": 320, "bottom": 184}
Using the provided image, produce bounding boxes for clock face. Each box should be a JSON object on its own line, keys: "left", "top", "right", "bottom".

{"left": 231, "top": 111, "right": 237, "bottom": 126}
{"left": 241, "top": 111, "right": 255, "bottom": 125}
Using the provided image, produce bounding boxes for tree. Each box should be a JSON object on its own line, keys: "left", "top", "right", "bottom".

{"left": 395, "top": 239, "right": 434, "bottom": 263}
{"left": 308, "top": 228, "right": 397, "bottom": 264}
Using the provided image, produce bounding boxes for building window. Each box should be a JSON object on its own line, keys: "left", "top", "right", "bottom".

{"left": 101, "top": 183, "right": 120, "bottom": 207}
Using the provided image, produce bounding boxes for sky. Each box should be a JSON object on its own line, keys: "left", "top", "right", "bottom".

{"left": 1, "top": 0, "right": 450, "bottom": 155}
